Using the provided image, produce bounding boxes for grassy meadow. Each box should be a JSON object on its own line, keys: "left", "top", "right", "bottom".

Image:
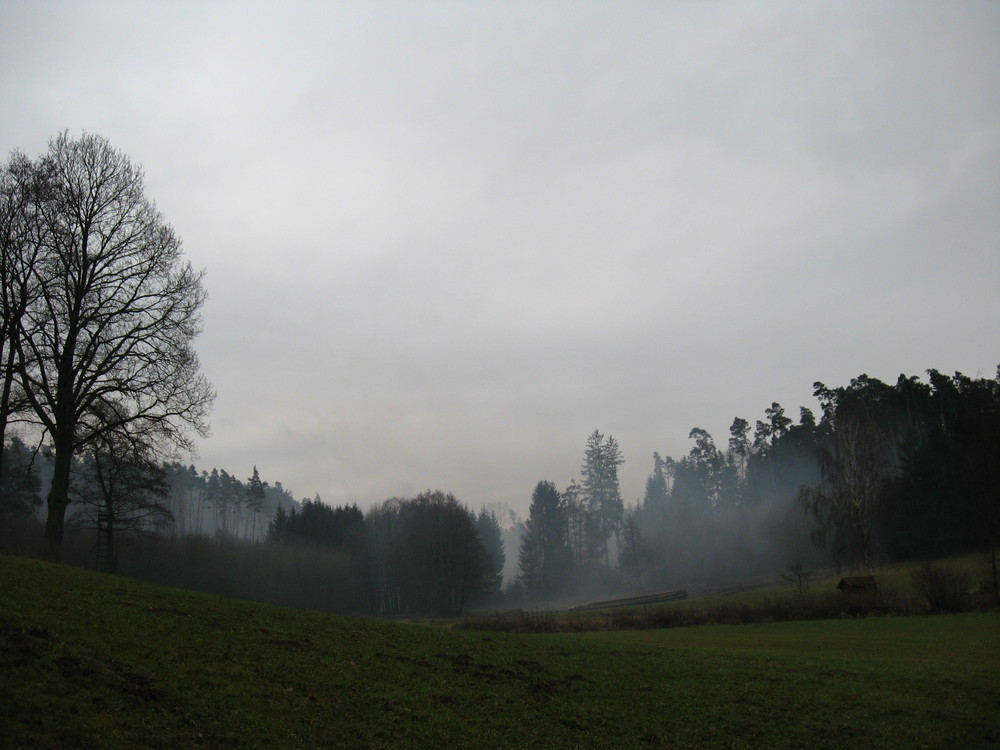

{"left": 1, "top": 553, "right": 998, "bottom": 749}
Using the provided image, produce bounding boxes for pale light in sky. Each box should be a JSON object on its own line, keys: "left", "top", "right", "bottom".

{"left": 2, "top": 1, "right": 998, "bottom": 514}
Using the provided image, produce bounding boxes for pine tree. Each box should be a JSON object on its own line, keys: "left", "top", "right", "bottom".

{"left": 641, "top": 452, "right": 669, "bottom": 517}
{"left": 518, "top": 481, "right": 572, "bottom": 601}
{"left": 475, "top": 508, "right": 505, "bottom": 596}
{"left": 245, "top": 466, "right": 267, "bottom": 541}
{"left": 580, "top": 430, "right": 625, "bottom": 568}
{"left": 562, "top": 479, "right": 588, "bottom": 567}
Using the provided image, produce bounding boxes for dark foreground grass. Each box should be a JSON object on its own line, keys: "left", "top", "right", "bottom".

{"left": 1, "top": 554, "right": 997, "bottom": 749}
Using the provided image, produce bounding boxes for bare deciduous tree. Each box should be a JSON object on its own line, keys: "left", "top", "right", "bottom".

{"left": 4, "top": 132, "right": 213, "bottom": 559}
{"left": 69, "top": 425, "right": 173, "bottom": 573}
{"left": 0, "top": 152, "right": 48, "bottom": 486}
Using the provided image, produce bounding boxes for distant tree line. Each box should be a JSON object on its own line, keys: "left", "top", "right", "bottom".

{"left": 0, "top": 445, "right": 504, "bottom": 616}
{"left": 0, "top": 441, "right": 297, "bottom": 569}
{"left": 2, "top": 366, "right": 997, "bottom": 615}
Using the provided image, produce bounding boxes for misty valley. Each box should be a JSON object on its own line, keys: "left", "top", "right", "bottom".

{"left": 3, "top": 367, "right": 998, "bottom": 621}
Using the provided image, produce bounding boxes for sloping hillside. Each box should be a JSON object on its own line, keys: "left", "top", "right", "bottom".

{"left": 1, "top": 554, "right": 997, "bottom": 749}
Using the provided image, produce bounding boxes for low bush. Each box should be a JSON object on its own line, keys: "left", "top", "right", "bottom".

{"left": 911, "top": 560, "right": 973, "bottom": 614}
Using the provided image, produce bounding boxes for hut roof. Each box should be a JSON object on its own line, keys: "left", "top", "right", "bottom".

{"left": 837, "top": 575, "right": 876, "bottom": 591}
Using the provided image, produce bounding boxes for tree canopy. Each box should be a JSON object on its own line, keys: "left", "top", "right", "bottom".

{"left": 0, "top": 132, "right": 213, "bottom": 558}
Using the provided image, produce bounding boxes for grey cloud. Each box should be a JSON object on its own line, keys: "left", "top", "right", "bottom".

{"left": 1, "top": 1, "right": 997, "bottom": 512}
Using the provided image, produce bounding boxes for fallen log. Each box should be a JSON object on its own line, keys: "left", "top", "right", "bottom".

{"left": 570, "top": 590, "right": 688, "bottom": 611}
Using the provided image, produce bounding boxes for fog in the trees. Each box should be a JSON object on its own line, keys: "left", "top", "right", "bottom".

{"left": 4, "top": 366, "right": 994, "bottom": 617}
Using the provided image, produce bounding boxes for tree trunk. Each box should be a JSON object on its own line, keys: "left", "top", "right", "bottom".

{"left": 0, "top": 338, "right": 20, "bottom": 491}
{"left": 106, "top": 509, "right": 117, "bottom": 575}
{"left": 43, "top": 441, "right": 73, "bottom": 560}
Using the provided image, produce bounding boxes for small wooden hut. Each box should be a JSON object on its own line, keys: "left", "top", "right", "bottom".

{"left": 836, "top": 575, "right": 876, "bottom": 593}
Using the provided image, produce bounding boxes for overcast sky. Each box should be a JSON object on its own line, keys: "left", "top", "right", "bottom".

{"left": 2, "top": 1, "right": 998, "bottom": 515}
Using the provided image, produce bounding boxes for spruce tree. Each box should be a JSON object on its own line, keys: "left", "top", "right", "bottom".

{"left": 518, "top": 481, "right": 572, "bottom": 601}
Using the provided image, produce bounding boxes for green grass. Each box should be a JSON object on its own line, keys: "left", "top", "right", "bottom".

{"left": 2, "top": 553, "right": 998, "bottom": 749}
